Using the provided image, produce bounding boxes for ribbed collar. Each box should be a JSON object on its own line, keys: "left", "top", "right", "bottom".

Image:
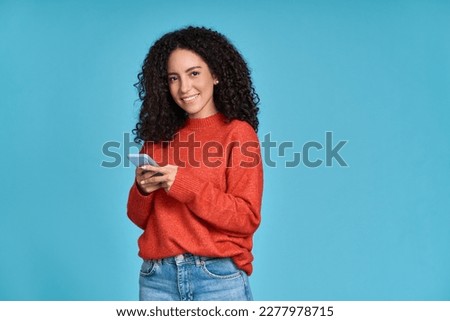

{"left": 184, "top": 112, "right": 227, "bottom": 130}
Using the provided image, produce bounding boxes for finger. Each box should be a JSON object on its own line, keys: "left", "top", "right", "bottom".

{"left": 142, "top": 184, "right": 162, "bottom": 194}
{"left": 142, "top": 165, "right": 165, "bottom": 175}
{"left": 136, "top": 167, "right": 153, "bottom": 177}
{"left": 140, "top": 171, "right": 159, "bottom": 180}
{"left": 140, "top": 174, "right": 168, "bottom": 186}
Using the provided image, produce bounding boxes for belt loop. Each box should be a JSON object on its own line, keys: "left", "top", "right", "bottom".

{"left": 175, "top": 254, "right": 184, "bottom": 264}
{"left": 194, "top": 255, "right": 202, "bottom": 267}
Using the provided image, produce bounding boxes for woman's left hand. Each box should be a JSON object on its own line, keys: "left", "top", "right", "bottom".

{"left": 141, "top": 164, "right": 178, "bottom": 192}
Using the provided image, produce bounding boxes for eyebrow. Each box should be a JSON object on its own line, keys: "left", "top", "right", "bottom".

{"left": 167, "top": 66, "right": 202, "bottom": 75}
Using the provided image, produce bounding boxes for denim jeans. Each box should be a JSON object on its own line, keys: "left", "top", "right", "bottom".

{"left": 139, "top": 253, "right": 253, "bottom": 301}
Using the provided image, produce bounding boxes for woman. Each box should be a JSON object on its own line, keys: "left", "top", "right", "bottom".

{"left": 127, "top": 26, "right": 263, "bottom": 301}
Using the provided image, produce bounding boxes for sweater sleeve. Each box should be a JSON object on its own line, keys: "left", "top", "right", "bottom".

{"left": 126, "top": 143, "right": 156, "bottom": 229}
{"left": 167, "top": 126, "right": 263, "bottom": 237}
{"left": 127, "top": 182, "right": 155, "bottom": 229}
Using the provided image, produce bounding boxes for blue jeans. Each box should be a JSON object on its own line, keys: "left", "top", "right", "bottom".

{"left": 139, "top": 254, "right": 253, "bottom": 301}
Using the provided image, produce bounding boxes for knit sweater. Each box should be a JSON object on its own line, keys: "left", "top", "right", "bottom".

{"left": 127, "top": 113, "right": 263, "bottom": 275}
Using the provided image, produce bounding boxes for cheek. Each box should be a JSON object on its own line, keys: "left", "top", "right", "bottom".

{"left": 168, "top": 84, "right": 178, "bottom": 99}
{"left": 200, "top": 80, "right": 214, "bottom": 94}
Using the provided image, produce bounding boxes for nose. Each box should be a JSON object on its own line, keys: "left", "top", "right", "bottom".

{"left": 179, "top": 77, "right": 192, "bottom": 94}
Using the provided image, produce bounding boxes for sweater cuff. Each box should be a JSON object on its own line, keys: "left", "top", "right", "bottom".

{"left": 167, "top": 167, "right": 202, "bottom": 203}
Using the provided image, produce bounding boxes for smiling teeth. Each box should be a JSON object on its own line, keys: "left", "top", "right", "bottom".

{"left": 182, "top": 94, "right": 199, "bottom": 102}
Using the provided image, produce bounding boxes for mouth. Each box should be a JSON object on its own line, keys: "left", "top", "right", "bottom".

{"left": 181, "top": 94, "right": 199, "bottom": 103}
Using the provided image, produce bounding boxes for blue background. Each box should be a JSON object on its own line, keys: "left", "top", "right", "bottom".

{"left": 1, "top": 0, "right": 449, "bottom": 300}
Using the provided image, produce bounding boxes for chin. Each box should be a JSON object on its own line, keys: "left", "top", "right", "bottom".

{"left": 182, "top": 105, "right": 202, "bottom": 115}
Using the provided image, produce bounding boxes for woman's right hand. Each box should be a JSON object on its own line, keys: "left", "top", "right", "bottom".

{"left": 135, "top": 167, "right": 164, "bottom": 195}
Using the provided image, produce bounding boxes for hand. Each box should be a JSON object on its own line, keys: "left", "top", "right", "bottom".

{"left": 137, "top": 164, "right": 178, "bottom": 193}
{"left": 135, "top": 167, "right": 163, "bottom": 195}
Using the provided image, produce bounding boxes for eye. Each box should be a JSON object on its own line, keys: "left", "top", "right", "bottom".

{"left": 191, "top": 71, "right": 200, "bottom": 77}
{"left": 168, "top": 75, "right": 178, "bottom": 83}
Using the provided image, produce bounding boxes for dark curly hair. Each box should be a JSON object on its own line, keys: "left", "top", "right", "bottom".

{"left": 133, "top": 26, "right": 260, "bottom": 144}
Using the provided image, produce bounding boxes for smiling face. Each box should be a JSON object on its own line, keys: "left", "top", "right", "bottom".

{"left": 167, "top": 48, "right": 218, "bottom": 119}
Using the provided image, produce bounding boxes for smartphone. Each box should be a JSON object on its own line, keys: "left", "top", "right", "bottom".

{"left": 127, "top": 154, "right": 163, "bottom": 176}
{"left": 127, "top": 153, "right": 159, "bottom": 167}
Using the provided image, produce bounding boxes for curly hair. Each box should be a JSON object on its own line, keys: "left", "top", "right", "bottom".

{"left": 133, "top": 26, "right": 260, "bottom": 144}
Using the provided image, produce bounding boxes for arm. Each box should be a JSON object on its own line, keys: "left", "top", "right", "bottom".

{"left": 127, "top": 181, "right": 155, "bottom": 229}
{"left": 126, "top": 144, "right": 162, "bottom": 229}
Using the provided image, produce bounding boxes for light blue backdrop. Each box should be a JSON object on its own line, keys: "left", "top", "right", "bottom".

{"left": 1, "top": 0, "right": 449, "bottom": 300}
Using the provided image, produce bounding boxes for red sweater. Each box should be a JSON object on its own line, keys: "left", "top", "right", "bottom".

{"left": 127, "top": 113, "right": 263, "bottom": 275}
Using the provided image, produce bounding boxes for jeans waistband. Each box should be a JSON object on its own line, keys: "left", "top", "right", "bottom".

{"left": 148, "top": 253, "right": 225, "bottom": 266}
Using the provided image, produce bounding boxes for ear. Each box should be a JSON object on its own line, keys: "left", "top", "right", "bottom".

{"left": 212, "top": 74, "right": 219, "bottom": 85}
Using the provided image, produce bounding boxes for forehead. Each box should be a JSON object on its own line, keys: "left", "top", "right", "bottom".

{"left": 167, "top": 48, "right": 208, "bottom": 71}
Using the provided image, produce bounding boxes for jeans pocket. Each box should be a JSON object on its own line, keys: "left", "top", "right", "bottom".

{"left": 140, "top": 260, "right": 157, "bottom": 277}
{"left": 201, "top": 258, "right": 242, "bottom": 280}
